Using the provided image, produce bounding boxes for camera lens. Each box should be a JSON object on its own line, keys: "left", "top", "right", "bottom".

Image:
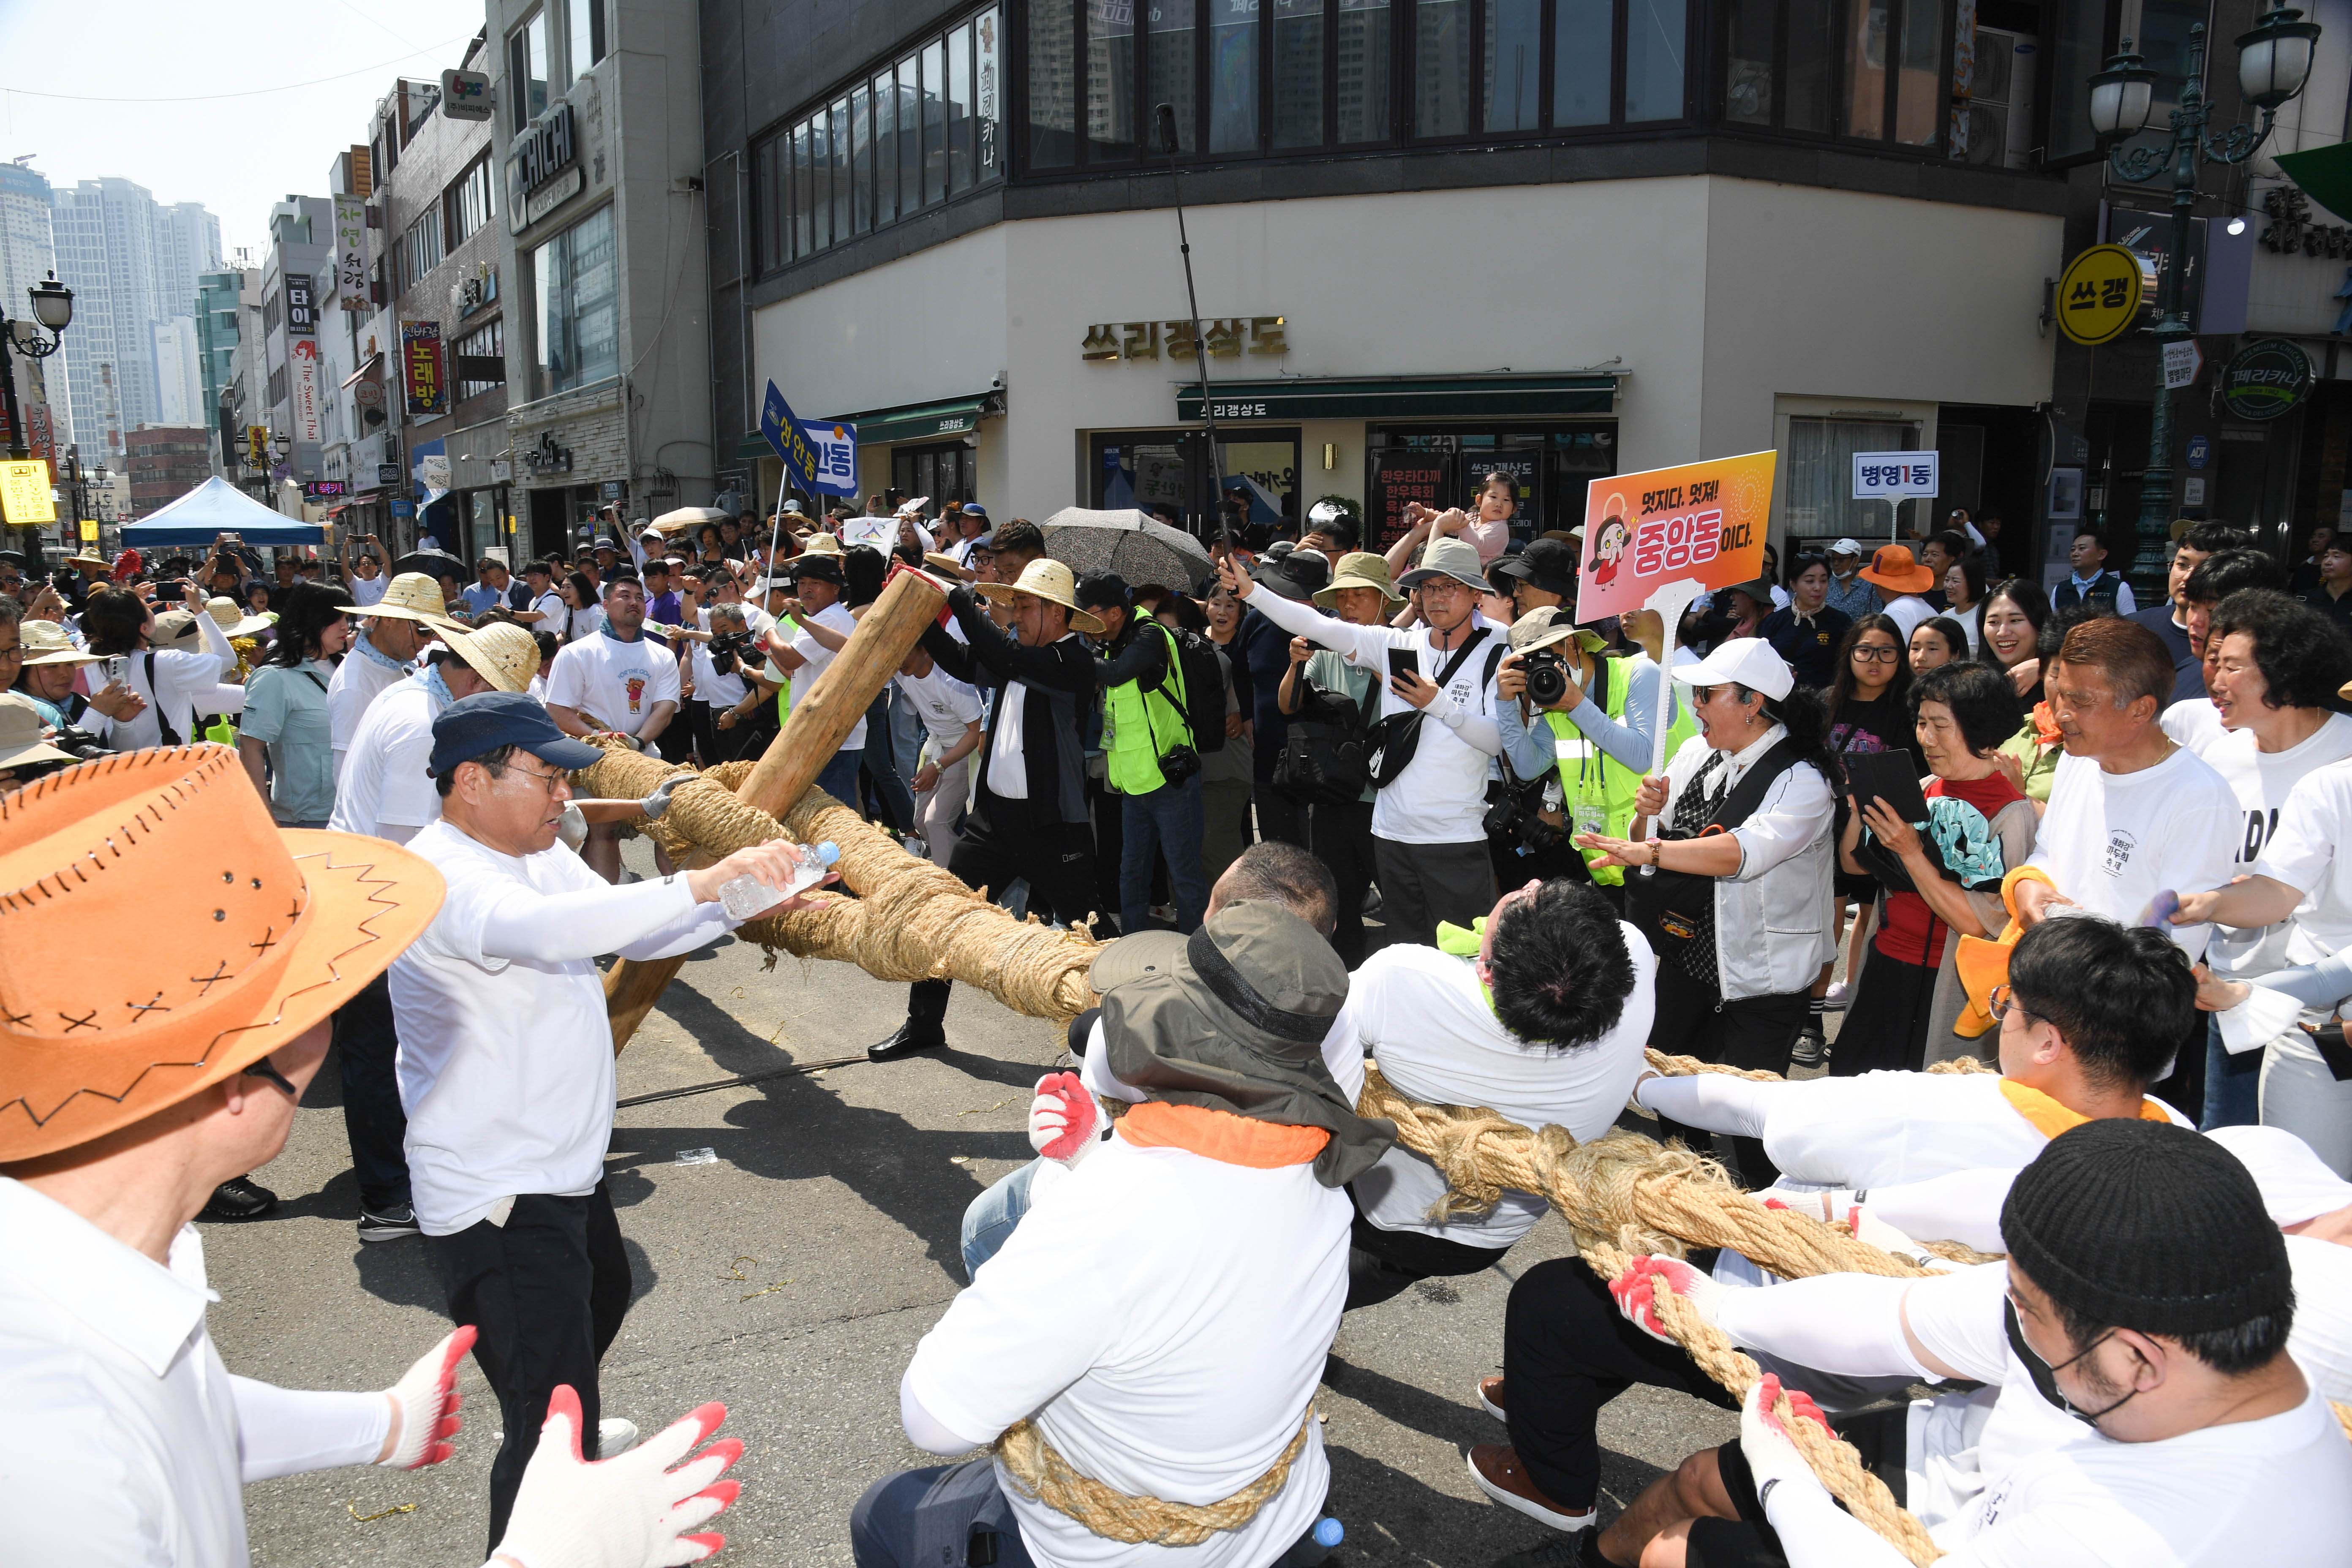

{"left": 1526, "top": 656, "right": 1569, "bottom": 707}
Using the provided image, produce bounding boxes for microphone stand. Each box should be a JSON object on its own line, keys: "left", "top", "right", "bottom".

{"left": 1156, "top": 102, "right": 1228, "bottom": 557}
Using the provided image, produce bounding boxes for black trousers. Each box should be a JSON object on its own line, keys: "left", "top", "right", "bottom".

{"left": 907, "top": 795, "right": 1102, "bottom": 1029}
{"left": 1503, "top": 1255, "right": 1739, "bottom": 1510}
{"left": 331, "top": 972, "right": 410, "bottom": 1213}
{"left": 1647, "top": 975, "right": 1810, "bottom": 1187}
{"left": 1343, "top": 1195, "right": 1509, "bottom": 1309}
{"left": 428, "top": 1182, "right": 632, "bottom": 1554}
{"left": 1310, "top": 798, "right": 1377, "bottom": 967}
{"left": 1829, "top": 942, "right": 1936, "bottom": 1078}
{"left": 1254, "top": 770, "right": 1309, "bottom": 848}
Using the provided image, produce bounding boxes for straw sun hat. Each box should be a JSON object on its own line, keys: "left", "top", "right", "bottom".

{"left": 0, "top": 746, "right": 446, "bottom": 1162}
{"left": 205, "top": 596, "right": 275, "bottom": 640}
{"left": 442, "top": 621, "right": 542, "bottom": 694}
{"left": 338, "top": 571, "right": 458, "bottom": 625}
{"left": 18, "top": 620, "right": 97, "bottom": 667}
{"left": 977, "top": 558, "right": 1107, "bottom": 635}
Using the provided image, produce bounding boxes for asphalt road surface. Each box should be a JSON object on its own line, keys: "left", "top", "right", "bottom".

{"left": 218, "top": 846, "right": 1746, "bottom": 1568}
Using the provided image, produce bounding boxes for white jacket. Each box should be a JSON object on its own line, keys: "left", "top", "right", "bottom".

{"left": 1644, "top": 727, "right": 1836, "bottom": 1000}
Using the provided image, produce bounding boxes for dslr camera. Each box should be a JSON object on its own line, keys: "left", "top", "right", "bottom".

{"left": 1521, "top": 649, "right": 1571, "bottom": 708}
{"left": 1482, "top": 777, "right": 1568, "bottom": 853}
{"left": 1155, "top": 741, "right": 1203, "bottom": 787}
{"left": 707, "top": 629, "right": 754, "bottom": 675}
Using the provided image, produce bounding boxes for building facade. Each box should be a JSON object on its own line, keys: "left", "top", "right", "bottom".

{"left": 487, "top": 0, "right": 714, "bottom": 561}
{"left": 124, "top": 425, "right": 213, "bottom": 519}
{"left": 0, "top": 162, "right": 56, "bottom": 324}
{"left": 48, "top": 178, "right": 221, "bottom": 461}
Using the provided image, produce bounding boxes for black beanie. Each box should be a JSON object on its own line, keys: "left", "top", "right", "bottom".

{"left": 2002, "top": 1119, "right": 2292, "bottom": 1336}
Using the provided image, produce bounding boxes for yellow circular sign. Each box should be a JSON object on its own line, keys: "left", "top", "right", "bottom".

{"left": 2057, "top": 244, "right": 2145, "bottom": 347}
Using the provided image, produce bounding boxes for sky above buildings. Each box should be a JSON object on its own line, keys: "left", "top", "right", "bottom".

{"left": 0, "top": 0, "right": 489, "bottom": 259}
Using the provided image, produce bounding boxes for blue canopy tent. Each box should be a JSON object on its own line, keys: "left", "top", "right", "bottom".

{"left": 118, "top": 476, "right": 324, "bottom": 549}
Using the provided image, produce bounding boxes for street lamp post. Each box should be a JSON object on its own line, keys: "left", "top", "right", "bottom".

{"left": 0, "top": 270, "right": 75, "bottom": 570}
{"left": 2089, "top": 8, "right": 2319, "bottom": 596}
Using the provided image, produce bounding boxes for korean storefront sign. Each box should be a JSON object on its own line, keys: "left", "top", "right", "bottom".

{"left": 284, "top": 274, "right": 316, "bottom": 337}
{"left": 403, "top": 321, "right": 447, "bottom": 418}
{"left": 290, "top": 338, "right": 324, "bottom": 444}
{"left": 1082, "top": 316, "right": 1286, "bottom": 363}
{"left": 334, "top": 195, "right": 370, "bottom": 313}
{"left": 0, "top": 460, "right": 56, "bottom": 525}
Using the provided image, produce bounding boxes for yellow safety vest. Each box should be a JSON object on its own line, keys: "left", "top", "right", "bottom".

{"left": 1103, "top": 610, "right": 1192, "bottom": 795}
{"left": 1547, "top": 655, "right": 1695, "bottom": 887}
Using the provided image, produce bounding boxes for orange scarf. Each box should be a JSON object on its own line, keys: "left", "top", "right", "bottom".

{"left": 1998, "top": 1079, "right": 2174, "bottom": 1138}
{"left": 2030, "top": 701, "right": 2063, "bottom": 749}
{"left": 1118, "top": 1101, "right": 1331, "bottom": 1168}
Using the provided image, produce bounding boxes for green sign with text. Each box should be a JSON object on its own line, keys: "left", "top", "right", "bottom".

{"left": 2219, "top": 338, "right": 2314, "bottom": 422}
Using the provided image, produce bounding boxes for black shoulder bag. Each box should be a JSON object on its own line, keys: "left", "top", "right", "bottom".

{"left": 1624, "top": 740, "right": 1800, "bottom": 981}
{"left": 1366, "top": 628, "right": 1494, "bottom": 790}
{"left": 1274, "top": 664, "right": 1382, "bottom": 806}
{"left": 144, "top": 651, "right": 184, "bottom": 747}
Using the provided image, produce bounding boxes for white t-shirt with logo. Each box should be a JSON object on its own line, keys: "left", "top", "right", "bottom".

{"left": 791, "top": 602, "right": 866, "bottom": 748}
{"left": 905, "top": 1132, "right": 1346, "bottom": 1568}
{"left": 2025, "top": 746, "right": 2240, "bottom": 958}
{"left": 2171, "top": 713, "right": 2352, "bottom": 978}
{"left": 892, "top": 663, "right": 983, "bottom": 747}
{"left": 327, "top": 672, "right": 445, "bottom": 839}
{"left": 1328, "top": 931, "right": 1658, "bottom": 1247}
{"left": 544, "top": 630, "right": 681, "bottom": 738}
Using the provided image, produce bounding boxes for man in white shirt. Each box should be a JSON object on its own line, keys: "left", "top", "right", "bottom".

{"left": 516, "top": 558, "right": 562, "bottom": 627}
{"left": 1601, "top": 1120, "right": 2350, "bottom": 1568}
{"left": 892, "top": 638, "right": 983, "bottom": 865}
{"left": 1855, "top": 545, "right": 1938, "bottom": 640}
{"left": 340, "top": 531, "right": 390, "bottom": 607}
{"left": 390, "top": 691, "right": 821, "bottom": 1552}
{"left": 0, "top": 744, "right": 743, "bottom": 1568}
{"left": 2050, "top": 525, "right": 2138, "bottom": 615}
{"left": 1477, "top": 913, "right": 2200, "bottom": 1544}
{"left": 329, "top": 572, "right": 453, "bottom": 781}
{"left": 856, "top": 901, "right": 1392, "bottom": 1568}
{"left": 543, "top": 571, "right": 681, "bottom": 882}
{"left": 761, "top": 553, "right": 866, "bottom": 799}
{"left": 1220, "top": 536, "right": 1508, "bottom": 946}
{"left": 1337, "top": 879, "right": 1656, "bottom": 1312}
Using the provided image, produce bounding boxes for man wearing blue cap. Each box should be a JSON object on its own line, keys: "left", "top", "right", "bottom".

{"left": 387, "top": 692, "right": 831, "bottom": 1552}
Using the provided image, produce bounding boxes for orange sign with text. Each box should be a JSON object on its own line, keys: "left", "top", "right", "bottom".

{"left": 1575, "top": 449, "right": 1777, "bottom": 623}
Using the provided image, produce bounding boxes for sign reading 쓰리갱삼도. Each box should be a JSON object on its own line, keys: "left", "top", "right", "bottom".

{"left": 0, "top": 459, "right": 56, "bottom": 525}
{"left": 2056, "top": 245, "right": 2144, "bottom": 346}
{"left": 1574, "top": 450, "right": 1777, "bottom": 624}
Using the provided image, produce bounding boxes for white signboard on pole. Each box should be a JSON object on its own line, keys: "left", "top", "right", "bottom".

{"left": 1852, "top": 451, "right": 1939, "bottom": 498}
{"left": 2162, "top": 339, "right": 2203, "bottom": 390}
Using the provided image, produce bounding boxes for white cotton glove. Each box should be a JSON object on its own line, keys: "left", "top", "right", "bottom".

{"left": 1846, "top": 1205, "right": 1943, "bottom": 1271}
{"left": 1739, "top": 1373, "right": 1837, "bottom": 1500}
{"left": 379, "top": 1325, "right": 476, "bottom": 1469}
{"left": 641, "top": 776, "right": 682, "bottom": 821}
{"left": 1028, "top": 1071, "right": 1102, "bottom": 1169}
{"left": 556, "top": 803, "right": 590, "bottom": 853}
{"left": 1606, "top": 1255, "right": 1727, "bottom": 1345}
{"left": 487, "top": 1386, "right": 743, "bottom": 1568}
{"left": 2218, "top": 983, "right": 2307, "bottom": 1054}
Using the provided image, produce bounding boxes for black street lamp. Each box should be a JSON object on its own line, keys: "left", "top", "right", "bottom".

{"left": 60, "top": 444, "right": 109, "bottom": 553}
{"left": 0, "top": 270, "right": 74, "bottom": 570}
{"left": 2089, "top": 8, "right": 2319, "bottom": 596}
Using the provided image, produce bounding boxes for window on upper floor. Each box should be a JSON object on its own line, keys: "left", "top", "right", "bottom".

{"left": 400, "top": 210, "right": 445, "bottom": 296}
{"left": 455, "top": 318, "right": 507, "bottom": 400}
{"left": 532, "top": 204, "right": 617, "bottom": 395}
{"left": 511, "top": 10, "right": 551, "bottom": 131}
{"left": 447, "top": 155, "right": 496, "bottom": 249}
{"left": 751, "top": 7, "right": 1004, "bottom": 275}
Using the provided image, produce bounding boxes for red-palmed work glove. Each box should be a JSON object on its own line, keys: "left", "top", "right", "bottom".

{"left": 380, "top": 1325, "right": 477, "bottom": 1469}
{"left": 487, "top": 1386, "right": 743, "bottom": 1568}
{"left": 1607, "top": 1255, "right": 1727, "bottom": 1345}
{"left": 1028, "top": 1071, "right": 1100, "bottom": 1168}
{"left": 1739, "top": 1373, "right": 1836, "bottom": 1500}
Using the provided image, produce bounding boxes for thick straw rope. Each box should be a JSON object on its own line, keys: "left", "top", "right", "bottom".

{"left": 994, "top": 1407, "right": 1315, "bottom": 1545}
{"left": 1357, "top": 1065, "right": 1944, "bottom": 1565}
{"left": 573, "top": 746, "right": 1104, "bottom": 1021}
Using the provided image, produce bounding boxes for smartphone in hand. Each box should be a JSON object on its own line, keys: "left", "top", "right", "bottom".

{"left": 1386, "top": 648, "right": 1419, "bottom": 689}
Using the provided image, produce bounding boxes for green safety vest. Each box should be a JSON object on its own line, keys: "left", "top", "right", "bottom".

{"left": 1546, "top": 655, "right": 1695, "bottom": 887}
{"left": 1103, "top": 610, "right": 1192, "bottom": 795}
{"left": 772, "top": 615, "right": 797, "bottom": 724}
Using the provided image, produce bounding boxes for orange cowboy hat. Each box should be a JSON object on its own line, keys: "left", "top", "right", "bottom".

{"left": 0, "top": 746, "right": 446, "bottom": 1162}
{"left": 1857, "top": 544, "right": 1936, "bottom": 596}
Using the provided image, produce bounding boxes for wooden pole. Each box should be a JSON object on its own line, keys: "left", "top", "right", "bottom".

{"left": 602, "top": 567, "right": 951, "bottom": 1049}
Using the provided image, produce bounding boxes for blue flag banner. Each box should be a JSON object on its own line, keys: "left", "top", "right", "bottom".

{"left": 760, "top": 381, "right": 821, "bottom": 487}
{"left": 800, "top": 421, "right": 859, "bottom": 496}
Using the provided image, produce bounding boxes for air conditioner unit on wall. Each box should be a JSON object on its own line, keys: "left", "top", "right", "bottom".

{"left": 1958, "top": 27, "right": 2039, "bottom": 171}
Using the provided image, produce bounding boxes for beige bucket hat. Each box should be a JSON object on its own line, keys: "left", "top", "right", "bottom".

{"left": 205, "top": 596, "right": 275, "bottom": 639}
{"left": 1507, "top": 605, "right": 1606, "bottom": 656}
{"left": 977, "top": 558, "right": 1107, "bottom": 635}
{"left": 0, "top": 692, "right": 74, "bottom": 773}
{"left": 798, "top": 532, "right": 845, "bottom": 558}
{"left": 19, "top": 620, "right": 97, "bottom": 667}
{"left": 1312, "top": 550, "right": 1405, "bottom": 608}
{"left": 443, "top": 621, "right": 543, "bottom": 694}
{"left": 340, "top": 571, "right": 458, "bottom": 625}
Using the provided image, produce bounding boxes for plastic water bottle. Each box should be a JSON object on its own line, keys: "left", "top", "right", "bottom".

{"left": 718, "top": 841, "right": 839, "bottom": 920}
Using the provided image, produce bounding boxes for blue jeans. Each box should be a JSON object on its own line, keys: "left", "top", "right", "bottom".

{"left": 961, "top": 1158, "right": 1042, "bottom": 1282}
{"left": 862, "top": 693, "right": 918, "bottom": 830}
{"left": 889, "top": 689, "right": 926, "bottom": 785}
{"left": 815, "top": 746, "right": 864, "bottom": 805}
{"left": 2201, "top": 1016, "right": 2264, "bottom": 1130}
{"left": 1119, "top": 774, "right": 1209, "bottom": 935}
{"left": 850, "top": 1458, "right": 1037, "bottom": 1568}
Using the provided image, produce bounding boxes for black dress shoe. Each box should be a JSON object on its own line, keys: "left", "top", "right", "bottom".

{"left": 868, "top": 1021, "right": 948, "bottom": 1062}
{"left": 201, "top": 1174, "right": 279, "bottom": 1221}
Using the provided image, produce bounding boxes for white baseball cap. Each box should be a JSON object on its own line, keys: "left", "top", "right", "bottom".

{"left": 1673, "top": 636, "right": 1794, "bottom": 701}
{"left": 1829, "top": 537, "right": 1863, "bottom": 558}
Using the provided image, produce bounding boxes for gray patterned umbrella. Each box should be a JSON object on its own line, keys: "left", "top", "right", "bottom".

{"left": 1040, "top": 506, "right": 1215, "bottom": 593}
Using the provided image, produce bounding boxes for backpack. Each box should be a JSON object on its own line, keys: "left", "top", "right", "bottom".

{"left": 1149, "top": 622, "right": 1230, "bottom": 754}
{"left": 1275, "top": 667, "right": 1380, "bottom": 805}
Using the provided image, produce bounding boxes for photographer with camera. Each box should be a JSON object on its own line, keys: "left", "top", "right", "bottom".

{"left": 1574, "top": 638, "right": 1837, "bottom": 1184}
{"left": 1074, "top": 570, "right": 1211, "bottom": 936}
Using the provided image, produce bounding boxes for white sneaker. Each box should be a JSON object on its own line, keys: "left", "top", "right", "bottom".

{"left": 597, "top": 1418, "right": 640, "bottom": 1457}
{"left": 1821, "top": 981, "right": 1851, "bottom": 1011}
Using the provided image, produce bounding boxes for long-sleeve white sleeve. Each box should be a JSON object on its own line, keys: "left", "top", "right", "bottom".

{"left": 1759, "top": 1471, "right": 1918, "bottom": 1568}
{"left": 1711, "top": 1274, "right": 1938, "bottom": 1381}
{"left": 900, "top": 1368, "right": 985, "bottom": 1455}
{"left": 476, "top": 875, "right": 736, "bottom": 964}
{"left": 230, "top": 1376, "right": 390, "bottom": 1481}
{"left": 1242, "top": 585, "right": 1399, "bottom": 662}
{"left": 1851, "top": 1168, "right": 2018, "bottom": 1255}
{"left": 1634, "top": 1073, "right": 1773, "bottom": 1137}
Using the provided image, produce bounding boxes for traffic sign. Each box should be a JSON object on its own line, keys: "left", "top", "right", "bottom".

{"left": 0, "top": 459, "right": 54, "bottom": 525}
{"left": 2057, "top": 245, "right": 2144, "bottom": 346}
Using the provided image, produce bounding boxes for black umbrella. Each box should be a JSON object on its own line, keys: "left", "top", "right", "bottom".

{"left": 390, "top": 547, "right": 468, "bottom": 580}
{"left": 1040, "top": 506, "right": 1216, "bottom": 593}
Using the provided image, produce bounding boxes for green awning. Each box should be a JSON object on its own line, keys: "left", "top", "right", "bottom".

{"left": 2277, "top": 142, "right": 2352, "bottom": 225}
{"left": 1176, "top": 373, "right": 1619, "bottom": 423}
{"left": 730, "top": 391, "right": 997, "bottom": 461}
